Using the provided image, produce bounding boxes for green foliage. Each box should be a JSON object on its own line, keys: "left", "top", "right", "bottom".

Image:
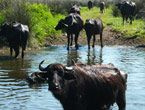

{"left": 111, "top": 5, "right": 121, "bottom": 17}
{"left": 26, "top": 3, "right": 64, "bottom": 45}
{"left": 0, "top": 1, "right": 145, "bottom": 47}
{"left": 0, "top": 12, "right": 5, "bottom": 23}
{"left": 81, "top": 6, "right": 145, "bottom": 38}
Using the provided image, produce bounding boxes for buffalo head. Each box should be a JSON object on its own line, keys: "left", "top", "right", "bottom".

{"left": 0, "top": 22, "right": 11, "bottom": 36}
{"left": 39, "top": 60, "right": 75, "bottom": 95}
{"left": 69, "top": 5, "right": 80, "bottom": 15}
{"left": 55, "top": 19, "right": 68, "bottom": 31}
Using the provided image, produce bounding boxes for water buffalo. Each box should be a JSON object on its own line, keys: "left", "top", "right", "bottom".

{"left": 116, "top": 1, "right": 136, "bottom": 24}
{"left": 0, "top": 22, "right": 29, "bottom": 58}
{"left": 84, "top": 19, "right": 103, "bottom": 49}
{"left": 55, "top": 13, "right": 83, "bottom": 50}
{"left": 99, "top": 2, "right": 105, "bottom": 13}
{"left": 88, "top": 1, "right": 93, "bottom": 10}
{"left": 30, "top": 60, "right": 127, "bottom": 110}
{"left": 69, "top": 5, "right": 80, "bottom": 15}
{"left": 26, "top": 71, "right": 47, "bottom": 85}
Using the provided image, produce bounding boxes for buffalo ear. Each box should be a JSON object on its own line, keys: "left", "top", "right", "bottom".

{"left": 63, "top": 72, "right": 76, "bottom": 80}
{"left": 63, "top": 67, "right": 76, "bottom": 80}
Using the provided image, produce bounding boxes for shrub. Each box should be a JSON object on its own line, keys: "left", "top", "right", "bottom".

{"left": 111, "top": 5, "right": 121, "bottom": 17}
{"left": 26, "top": 3, "right": 64, "bottom": 45}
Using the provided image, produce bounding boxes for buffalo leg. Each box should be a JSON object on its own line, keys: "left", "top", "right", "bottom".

{"left": 70, "top": 34, "right": 73, "bottom": 46}
{"left": 100, "top": 33, "right": 103, "bottom": 48}
{"left": 10, "top": 47, "right": 13, "bottom": 56}
{"left": 75, "top": 33, "right": 79, "bottom": 50}
{"left": 126, "top": 16, "right": 128, "bottom": 23}
{"left": 87, "top": 35, "right": 91, "bottom": 49}
{"left": 67, "top": 34, "right": 70, "bottom": 50}
{"left": 129, "top": 16, "right": 133, "bottom": 24}
{"left": 22, "top": 45, "right": 26, "bottom": 59}
{"left": 122, "top": 16, "right": 125, "bottom": 25}
{"left": 13, "top": 46, "right": 19, "bottom": 58}
{"left": 22, "top": 48, "right": 24, "bottom": 59}
{"left": 92, "top": 35, "right": 96, "bottom": 48}
{"left": 116, "top": 91, "right": 126, "bottom": 110}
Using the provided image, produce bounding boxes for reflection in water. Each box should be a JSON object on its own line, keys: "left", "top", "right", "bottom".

{"left": 87, "top": 48, "right": 103, "bottom": 65}
{"left": 0, "top": 46, "right": 145, "bottom": 110}
{"left": 0, "top": 58, "right": 33, "bottom": 110}
{"left": 67, "top": 50, "right": 79, "bottom": 66}
{"left": 0, "top": 59, "right": 31, "bottom": 80}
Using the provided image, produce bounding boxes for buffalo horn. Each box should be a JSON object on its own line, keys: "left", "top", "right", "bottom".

{"left": 62, "top": 22, "right": 68, "bottom": 27}
{"left": 65, "top": 66, "right": 73, "bottom": 71}
{"left": 39, "top": 60, "right": 47, "bottom": 71}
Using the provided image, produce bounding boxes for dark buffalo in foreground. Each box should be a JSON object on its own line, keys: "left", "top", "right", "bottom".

{"left": 28, "top": 60, "right": 127, "bottom": 110}
{"left": 0, "top": 22, "right": 29, "bottom": 58}
{"left": 116, "top": 1, "right": 136, "bottom": 24}
{"left": 55, "top": 13, "right": 83, "bottom": 50}
{"left": 99, "top": 2, "right": 105, "bottom": 13}
{"left": 69, "top": 5, "right": 80, "bottom": 15}
{"left": 84, "top": 19, "right": 103, "bottom": 49}
{"left": 88, "top": 1, "right": 93, "bottom": 10}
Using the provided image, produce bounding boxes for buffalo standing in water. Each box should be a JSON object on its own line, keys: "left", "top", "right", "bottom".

{"left": 55, "top": 13, "right": 83, "bottom": 50}
{"left": 29, "top": 61, "right": 127, "bottom": 110}
{"left": 84, "top": 19, "right": 103, "bottom": 49}
{"left": 116, "top": 1, "right": 136, "bottom": 24}
{"left": 0, "top": 22, "right": 29, "bottom": 58}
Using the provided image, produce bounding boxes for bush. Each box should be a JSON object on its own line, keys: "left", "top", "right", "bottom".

{"left": 26, "top": 3, "right": 64, "bottom": 46}
{"left": 111, "top": 5, "right": 121, "bottom": 17}
{"left": 0, "top": 1, "right": 64, "bottom": 47}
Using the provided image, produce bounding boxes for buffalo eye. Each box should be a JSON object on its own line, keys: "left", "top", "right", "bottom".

{"left": 63, "top": 70, "right": 76, "bottom": 80}
{"left": 53, "top": 70, "right": 64, "bottom": 77}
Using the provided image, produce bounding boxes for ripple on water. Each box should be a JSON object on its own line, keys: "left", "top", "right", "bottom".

{"left": 0, "top": 45, "right": 145, "bottom": 110}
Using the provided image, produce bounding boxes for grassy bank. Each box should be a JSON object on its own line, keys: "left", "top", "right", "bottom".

{"left": 26, "top": 3, "right": 64, "bottom": 46}
{"left": 81, "top": 6, "right": 145, "bottom": 39}
{"left": 0, "top": 1, "right": 65, "bottom": 47}
{"left": 0, "top": 0, "right": 145, "bottom": 47}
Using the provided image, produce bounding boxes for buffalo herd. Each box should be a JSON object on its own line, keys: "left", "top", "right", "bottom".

{"left": 55, "top": 4, "right": 104, "bottom": 50}
{"left": 0, "top": 1, "right": 137, "bottom": 57}
{"left": 1, "top": 1, "right": 137, "bottom": 109}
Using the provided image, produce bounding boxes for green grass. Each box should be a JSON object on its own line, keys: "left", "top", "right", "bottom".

{"left": 26, "top": 3, "right": 64, "bottom": 45}
{"left": 0, "top": 3, "right": 145, "bottom": 47}
{"left": 81, "top": 6, "right": 145, "bottom": 38}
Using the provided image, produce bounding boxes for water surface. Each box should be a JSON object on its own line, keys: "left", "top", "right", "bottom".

{"left": 0, "top": 45, "right": 145, "bottom": 110}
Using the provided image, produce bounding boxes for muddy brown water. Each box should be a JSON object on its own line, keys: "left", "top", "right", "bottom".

{"left": 0, "top": 45, "right": 145, "bottom": 110}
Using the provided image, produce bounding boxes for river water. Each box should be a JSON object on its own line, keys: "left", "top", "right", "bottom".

{"left": 0, "top": 45, "right": 145, "bottom": 110}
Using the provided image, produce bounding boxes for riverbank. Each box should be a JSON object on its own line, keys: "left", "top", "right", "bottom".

{"left": 0, "top": 26, "right": 145, "bottom": 55}
{"left": 44, "top": 26, "right": 145, "bottom": 47}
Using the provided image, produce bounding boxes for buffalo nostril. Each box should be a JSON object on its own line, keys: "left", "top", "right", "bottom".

{"left": 54, "top": 83, "right": 59, "bottom": 88}
{"left": 49, "top": 83, "right": 59, "bottom": 90}
{"left": 54, "top": 83, "right": 58, "bottom": 86}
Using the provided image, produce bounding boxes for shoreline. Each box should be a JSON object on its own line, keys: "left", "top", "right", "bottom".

{"left": 0, "top": 27, "right": 145, "bottom": 55}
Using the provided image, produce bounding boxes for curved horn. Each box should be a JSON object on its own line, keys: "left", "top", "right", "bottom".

{"left": 39, "top": 60, "right": 47, "bottom": 71}
{"left": 65, "top": 66, "right": 73, "bottom": 71}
